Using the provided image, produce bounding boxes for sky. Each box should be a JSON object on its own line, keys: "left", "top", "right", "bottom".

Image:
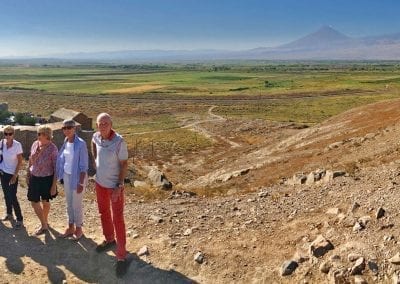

{"left": 1, "top": 0, "right": 400, "bottom": 57}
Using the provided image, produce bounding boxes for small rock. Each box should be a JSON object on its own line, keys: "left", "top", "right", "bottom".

{"left": 133, "top": 180, "right": 148, "bottom": 188}
{"left": 328, "top": 269, "right": 346, "bottom": 283}
{"left": 383, "top": 235, "right": 394, "bottom": 242}
{"left": 389, "top": 252, "right": 400, "bottom": 264}
{"left": 348, "top": 253, "right": 363, "bottom": 262}
{"left": 258, "top": 191, "right": 269, "bottom": 198}
{"left": 351, "top": 202, "right": 361, "bottom": 212}
{"left": 183, "top": 228, "right": 192, "bottom": 236}
{"left": 354, "top": 275, "right": 367, "bottom": 284}
{"left": 319, "top": 261, "right": 331, "bottom": 274}
{"left": 326, "top": 208, "right": 340, "bottom": 215}
{"left": 358, "top": 216, "right": 371, "bottom": 227}
{"left": 353, "top": 221, "right": 364, "bottom": 232}
{"left": 150, "top": 215, "right": 163, "bottom": 223}
{"left": 350, "top": 257, "right": 365, "bottom": 275}
{"left": 309, "top": 235, "right": 334, "bottom": 258}
{"left": 368, "top": 260, "right": 378, "bottom": 275}
{"left": 330, "top": 254, "right": 341, "bottom": 262}
{"left": 376, "top": 207, "right": 385, "bottom": 219}
{"left": 138, "top": 245, "right": 149, "bottom": 256}
{"left": 194, "top": 252, "right": 204, "bottom": 264}
{"left": 281, "top": 260, "right": 298, "bottom": 276}
{"left": 293, "top": 250, "right": 309, "bottom": 263}
{"left": 380, "top": 223, "right": 394, "bottom": 230}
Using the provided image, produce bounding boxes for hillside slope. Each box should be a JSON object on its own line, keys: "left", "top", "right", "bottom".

{"left": 2, "top": 99, "right": 400, "bottom": 283}
{"left": 184, "top": 98, "right": 400, "bottom": 192}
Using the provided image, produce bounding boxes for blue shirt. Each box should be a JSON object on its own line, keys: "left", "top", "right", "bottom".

{"left": 56, "top": 134, "right": 89, "bottom": 190}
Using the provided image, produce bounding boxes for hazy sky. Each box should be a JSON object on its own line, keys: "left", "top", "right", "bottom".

{"left": 1, "top": 0, "right": 400, "bottom": 56}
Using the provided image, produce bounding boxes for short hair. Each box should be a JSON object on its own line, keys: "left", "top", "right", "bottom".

{"left": 96, "top": 113, "right": 112, "bottom": 124}
{"left": 62, "top": 119, "right": 76, "bottom": 127}
{"left": 3, "top": 125, "right": 15, "bottom": 134}
{"left": 37, "top": 125, "right": 53, "bottom": 140}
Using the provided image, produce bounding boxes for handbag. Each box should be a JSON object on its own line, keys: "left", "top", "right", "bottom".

{"left": 0, "top": 139, "right": 3, "bottom": 163}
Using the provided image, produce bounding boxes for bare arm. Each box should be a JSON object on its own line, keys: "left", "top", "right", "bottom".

{"left": 111, "top": 159, "right": 128, "bottom": 202}
{"left": 92, "top": 142, "right": 97, "bottom": 160}
{"left": 118, "top": 159, "right": 128, "bottom": 185}
{"left": 10, "top": 153, "right": 22, "bottom": 185}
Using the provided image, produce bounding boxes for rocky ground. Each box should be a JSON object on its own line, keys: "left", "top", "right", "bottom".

{"left": 3, "top": 99, "right": 400, "bottom": 283}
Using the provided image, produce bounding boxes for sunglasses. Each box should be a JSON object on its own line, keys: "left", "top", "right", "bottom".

{"left": 4, "top": 132, "right": 13, "bottom": 136}
{"left": 62, "top": 126, "right": 74, "bottom": 130}
{"left": 37, "top": 132, "right": 45, "bottom": 136}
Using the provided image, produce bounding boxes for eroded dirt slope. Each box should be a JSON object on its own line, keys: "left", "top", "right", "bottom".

{"left": 3, "top": 99, "right": 400, "bottom": 283}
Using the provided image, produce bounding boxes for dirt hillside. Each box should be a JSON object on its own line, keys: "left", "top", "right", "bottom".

{"left": 2, "top": 98, "right": 400, "bottom": 283}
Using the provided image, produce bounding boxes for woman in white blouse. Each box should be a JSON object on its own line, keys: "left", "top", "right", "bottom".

{"left": 56, "top": 119, "right": 88, "bottom": 240}
{"left": 0, "top": 125, "right": 23, "bottom": 229}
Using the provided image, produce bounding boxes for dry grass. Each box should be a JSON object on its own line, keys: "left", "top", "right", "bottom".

{"left": 106, "top": 84, "right": 164, "bottom": 94}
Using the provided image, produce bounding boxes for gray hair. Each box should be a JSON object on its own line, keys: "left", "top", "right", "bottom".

{"left": 62, "top": 119, "right": 76, "bottom": 127}
{"left": 96, "top": 113, "right": 112, "bottom": 124}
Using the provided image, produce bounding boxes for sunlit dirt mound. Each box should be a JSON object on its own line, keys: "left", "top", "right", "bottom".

{"left": 181, "top": 98, "right": 400, "bottom": 192}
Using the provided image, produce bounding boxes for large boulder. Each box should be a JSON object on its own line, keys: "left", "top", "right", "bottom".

{"left": 147, "top": 167, "right": 173, "bottom": 190}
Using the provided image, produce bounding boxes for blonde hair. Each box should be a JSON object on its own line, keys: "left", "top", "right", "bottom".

{"left": 37, "top": 125, "right": 53, "bottom": 140}
{"left": 3, "top": 125, "right": 15, "bottom": 134}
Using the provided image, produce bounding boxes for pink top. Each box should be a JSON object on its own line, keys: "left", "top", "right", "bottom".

{"left": 29, "top": 140, "right": 58, "bottom": 177}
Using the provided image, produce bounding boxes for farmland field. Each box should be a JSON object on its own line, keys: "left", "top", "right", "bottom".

{"left": 0, "top": 61, "right": 400, "bottom": 162}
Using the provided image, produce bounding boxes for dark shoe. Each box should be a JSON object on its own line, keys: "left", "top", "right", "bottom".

{"left": 95, "top": 240, "right": 116, "bottom": 253}
{"left": 15, "top": 220, "right": 23, "bottom": 229}
{"left": 1, "top": 214, "right": 12, "bottom": 221}
{"left": 116, "top": 260, "right": 129, "bottom": 278}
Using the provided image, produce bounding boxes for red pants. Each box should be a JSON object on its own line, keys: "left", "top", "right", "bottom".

{"left": 95, "top": 182, "right": 127, "bottom": 260}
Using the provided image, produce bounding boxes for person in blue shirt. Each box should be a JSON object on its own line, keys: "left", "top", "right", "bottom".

{"left": 56, "top": 119, "right": 88, "bottom": 240}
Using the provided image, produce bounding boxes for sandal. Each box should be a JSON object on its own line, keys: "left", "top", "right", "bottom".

{"left": 34, "top": 227, "right": 48, "bottom": 236}
{"left": 59, "top": 230, "right": 74, "bottom": 238}
{"left": 72, "top": 232, "right": 84, "bottom": 241}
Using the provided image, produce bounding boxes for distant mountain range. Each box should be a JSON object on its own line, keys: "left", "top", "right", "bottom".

{"left": 3, "top": 26, "right": 400, "bottom": 62}
{"left": 243, "top": 26, "right": 400, "bottom": 60}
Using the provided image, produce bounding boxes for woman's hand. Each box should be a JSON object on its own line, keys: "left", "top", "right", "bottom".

{"left": 77, "top": 184, "right": 84, "bottom": 194}
{"left": 9, "top": 175, "right": 17, "bottom": 185}
{"left": 50, "top": 184, "right": 57, "bottom": 196}
{"left": 111, "top": 186, "right": 123, "bottom": 202}
{"left": 26, "top": 172, "right": 30, "bottom": 187}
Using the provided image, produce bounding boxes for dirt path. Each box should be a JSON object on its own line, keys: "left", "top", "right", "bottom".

{"left": 182, "top": 105, "right": 240, "bottom": 148}
{"left": 134, "top": 105, "right": 241, "bottom": 148}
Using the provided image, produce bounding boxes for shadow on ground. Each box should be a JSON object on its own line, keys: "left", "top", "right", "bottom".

{"left": 0, "top": 221, "right": 195, "bottom": 284}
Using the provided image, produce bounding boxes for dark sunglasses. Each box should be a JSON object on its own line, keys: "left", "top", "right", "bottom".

{"left": 62, "top": 126, "right": 74, "bottom": 130}
{"left": 37, "top": 132, "right": 45, "bottom": 136}
{"left": 4, "top": 132, "right": 13, "bottom": 136}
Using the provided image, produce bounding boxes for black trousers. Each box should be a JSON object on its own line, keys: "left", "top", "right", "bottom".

{"left": 1, "top": 171, "right": 23, "bottom": 221}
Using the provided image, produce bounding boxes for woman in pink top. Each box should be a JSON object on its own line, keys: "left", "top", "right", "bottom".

{"left": 27, "top": 125, "right": 58, "bottom": 236}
